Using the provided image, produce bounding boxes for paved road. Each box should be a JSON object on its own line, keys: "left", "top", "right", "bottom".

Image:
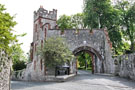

{"left": 11, "top": 70, "right": 135, "bottom": 90}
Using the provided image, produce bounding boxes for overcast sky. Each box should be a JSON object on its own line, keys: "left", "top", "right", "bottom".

{"left": 1, "top": 0, "right": 83, "bottom": 53}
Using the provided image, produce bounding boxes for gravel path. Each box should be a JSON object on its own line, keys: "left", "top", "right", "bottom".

{"left": 11, "top": 70, "right": 135, "bottom": 90}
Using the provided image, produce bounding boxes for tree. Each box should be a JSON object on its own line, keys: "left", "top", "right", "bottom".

{"left": 0, "top": 4, "right": 17, "bottom": 53}
{"left": 0, "top": 4, "right": 17, "bottom": 90}
{"left": 124, "top": 2, "right": 135, "bottom": 52}
{"left": 0, "top": 4, "right": 17, "bottom": 73}
{"left": 57, "top": 13, "right": 85, "bottom": 30}
{"left": 12, "top": 59, "right": 26, "bottom": 71}
{"left": 115, "top": 0, "right": 135, "bottom": 52}
{"left": 57, "top": 15, "right": 73, "bottom": 31}
{"left": 83, "top": 0, "right": 113, "bottom": 30}
{"left": 39, "top": 37, "right": 74, "bottom": 68}
{"left": 11, "top": 44, "right": 27, "bottom": 71}
{"left": 71, "top": 13, "right": 85, "bottom": 29}
{"left": 83, "top": 0, "right": 129, "bottom": 55}
{"left": 78, "top": 52, "right": 92, "bottom": 70}
{"left": 0, "top": 4, "right": 27, "bottom": 71}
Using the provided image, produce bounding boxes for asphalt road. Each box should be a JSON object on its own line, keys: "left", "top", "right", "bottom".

{"left": 11, "top": 70, "right": 135, "bottom": 90}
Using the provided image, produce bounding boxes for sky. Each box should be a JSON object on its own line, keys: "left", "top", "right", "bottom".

{"left": 0, "top": 0, "right": 83, "bottom": 53}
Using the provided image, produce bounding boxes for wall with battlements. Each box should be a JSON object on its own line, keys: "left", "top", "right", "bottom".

{"left": 21, "top": 7, "right": 115, "bottom": 81}
{"left": 23, "top": 29, "right": 115, "bottom": 81}
{"left": 46, "top": 29, "right": 114, "bottom": 74}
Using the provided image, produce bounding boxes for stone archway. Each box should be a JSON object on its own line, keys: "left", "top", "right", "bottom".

{"left": 44, "top": 29, "right": 115, "bottom": 74}
{"left": 19, "top": 8, "right": 116, "bottom": 81}
{"left": 73, "top": 46, "right": 104, "bottom": 74}
{"left": 73, "top": 46, "right": 103, "bottom": 60}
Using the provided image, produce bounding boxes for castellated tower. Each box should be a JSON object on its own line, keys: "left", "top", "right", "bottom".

{"left": 31, "top": 6, "right": 57, "bottom": 61}
{"left": 27, "top": 6, "right": 57, "bottom": 80}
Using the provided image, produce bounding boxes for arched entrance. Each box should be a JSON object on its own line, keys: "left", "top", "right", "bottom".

{"left": 73, "top": 46, "right": 104, "bottom": 74}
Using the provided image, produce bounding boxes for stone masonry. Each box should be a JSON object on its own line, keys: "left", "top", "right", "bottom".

{"left": 19, "top": 7, "right": 115, "bottom": 81}
{"left": 114, "top": 53, "right": 135, "bottom": 80}
{"left": 0, "top": 50, "right": 12, "bottom": 90}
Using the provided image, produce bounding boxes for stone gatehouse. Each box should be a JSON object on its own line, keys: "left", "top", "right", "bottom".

{"left": 20, "top": 6, "right": 115, "bottom": 81}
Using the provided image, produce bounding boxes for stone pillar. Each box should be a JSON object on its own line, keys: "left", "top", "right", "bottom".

{"left": 0, "top": 51, "right": 12, "bottom": 90}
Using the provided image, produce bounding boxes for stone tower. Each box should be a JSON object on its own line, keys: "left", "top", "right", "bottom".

{"left": 24, "top": 7, "right": 58, "bottom": 81}
{"left": 30, "top": 6, "right": 57, "bottom": 62}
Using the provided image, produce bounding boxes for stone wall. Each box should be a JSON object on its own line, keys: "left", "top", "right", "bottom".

{"left": 23, "top": 7, "right": 114, "bottom": 81}
{"left": 0, "top": 50, "right": 12, "bottom": 90}
{"left": 46, "top": 29, "right": 114, "bottom": 74}
{"left": 12, "top": 69, "right": 26, "bottom": 81}
{"left": 114, "top": 53, "right": 135, "bottom": 80}
{"left": 22, "top": 29, "right": 114, "bottom": 81}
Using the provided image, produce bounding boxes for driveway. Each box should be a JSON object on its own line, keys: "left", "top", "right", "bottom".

{"left": 11, "top": 70, "right": 135, "bottom": 90}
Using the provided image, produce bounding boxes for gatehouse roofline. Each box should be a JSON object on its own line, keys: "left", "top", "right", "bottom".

{"left": 48, "top": 28, "right": 106, "bottom": 31}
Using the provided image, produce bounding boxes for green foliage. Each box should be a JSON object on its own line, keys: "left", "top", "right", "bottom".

{"left": 109, "top": 30, "right": 123, "bottom": 55}
{"left": 83, "top": 0, "right": 123, "bottom": 54}
{"left": 83, "top": 0, "right": 113, "bottom": 29}
{"left": 12, "top": 60, "right": 26, "bottom": 71}
{"left": 16, "top": 33, "right": 27, "bottom": 37}
{"left": 39, "top": 37, "right": 74, "bottom": 68}
{"left": 57, "top": 13, "right": 85, "bottom": 30}
{"left": 115, "top": 0, "right": 135, "bottom": 52}
{"left": 11, "top": 44, "right": 27, "bottom": 71}
{"left": 71, "top": 13, "right": 85, "bottom": 29}
{"left": 0, "top": 4, "right": 27, "bottom": 72}
{"left": 0, "top": 4, "right": 18, "bottom": 72}
{"left": 83, "top": 0, "right": 135, "bottom": 55}
{"left": 0, "top": 4, "right": 17, "bottom": 53}
{"left": 57, "top": 15, "right": 73, "bottom": 31}
{"left": 124, "top": 3, "right": 135, "bottom": 51}
{"left": 77, "top": 52, "right": 92, "bottom": 70}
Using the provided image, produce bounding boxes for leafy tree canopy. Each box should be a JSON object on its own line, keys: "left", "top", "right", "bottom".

{"left": 0, "top": 4, "right": 17, "bottom": 53}
{"left": 57, "top": 13, "right": 85, "bottom": 30}
{"left": 83, "top": 0, "right": 135, "bottom": 55}
{"left": 57, "top": 15, "right": 73, "bottom": 31}
{"left": 83, "top": 0, "right": 113, "bottom": 29}
{"left": 115, "top": 0, "right": 135, "bottom": 52}
{"left": 11, "top": 43, "right": 27, "bottom": 71}
{"left": 39, "top": 37, "right": 74, "bottom": 68}
{"left": 71, "top": 13, "right": 85, "bottom": 29}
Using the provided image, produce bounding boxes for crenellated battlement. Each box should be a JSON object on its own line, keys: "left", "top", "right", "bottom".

{"left": 34, "top": 6, "right": 57, "bottom": 21}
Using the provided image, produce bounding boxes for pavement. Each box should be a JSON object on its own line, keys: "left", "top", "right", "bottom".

{"left": 11, "top": 70, "right": 135, "bottom": 90}
{"left": 45, "top": 74, "right": 76, "bottom": 82}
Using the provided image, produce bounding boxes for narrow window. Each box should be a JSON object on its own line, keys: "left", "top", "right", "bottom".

{"left": 45, "top": 28, "right": 47, "bottom": 38}
{"left": 34, "top": 61, "right": 36, "bottom": 70}
{"left": 41, "top": 40, "right": 43, "bottom": 48}
{"left": 35, "top": 24, "right": 37, "bottom": 32}
{"left": 39, "top": 18, "right": 42, "bottom": 27}
{"left": 48, "top": 24, "right": 51, "bottom": 29}
{"left": 40, "top": 59, "right": 42, "bottom": 70}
